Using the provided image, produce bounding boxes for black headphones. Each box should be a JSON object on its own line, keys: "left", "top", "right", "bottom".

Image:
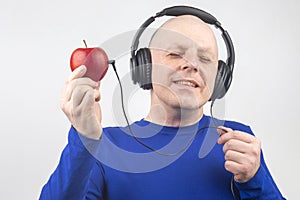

{"left": 130, "top": 5, "right": 235, "bottom": 101}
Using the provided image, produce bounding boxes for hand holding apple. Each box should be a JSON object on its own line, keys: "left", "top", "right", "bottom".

{"left": 70, "top": 40, "right": 109, "bottom": 81}
{"left": 60, "top": 65, "right": 103, "bottom": 140}
{"left": 59, "top": 40, "right": 108, "bottom": 140}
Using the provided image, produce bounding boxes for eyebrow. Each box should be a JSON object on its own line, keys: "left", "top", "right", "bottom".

{"left": 166, "top": 44, "right": 187, "bottom": 52}
{"left": 197, "top": 48, "right": 214, "bottom": 58}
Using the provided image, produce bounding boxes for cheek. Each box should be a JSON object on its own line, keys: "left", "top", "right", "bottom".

{"left": 151, "top": 52, "right": 175, "bottom": 86}
{"left": 151, "top": 63, "right": 173, "bottom": 86}
{"left": 208, "top": 71, "right": 217, "bottom": 92}
{"left": 201, "top": 65, "right": 218, "bottom": 95}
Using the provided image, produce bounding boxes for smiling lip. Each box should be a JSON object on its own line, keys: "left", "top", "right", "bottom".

{"left": 173, "top": 79, "right": 200, "bottom": 88}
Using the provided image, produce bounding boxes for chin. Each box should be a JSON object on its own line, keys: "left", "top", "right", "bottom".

{"left": 181, "top": 100, "right": 207, "bottom": 111}
{"left": 152, "top": 85, "right": 210, "bottom": 111}
{"left": 169, "top": 96, "right": 207, "bottom": 111}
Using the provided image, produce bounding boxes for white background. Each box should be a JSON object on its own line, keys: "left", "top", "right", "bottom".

{"left": 0, "top": 0, "right": 299, "bottom": 199}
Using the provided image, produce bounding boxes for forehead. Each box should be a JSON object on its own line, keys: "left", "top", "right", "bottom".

{"left": 149, "top": 15, "right": 218, "bottom": 54}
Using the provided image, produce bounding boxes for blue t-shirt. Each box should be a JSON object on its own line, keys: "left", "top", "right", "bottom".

{"left": 40, "top": 115, "right": 285, "bottom": 200}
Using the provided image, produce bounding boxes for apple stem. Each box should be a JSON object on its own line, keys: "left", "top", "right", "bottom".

{"left": 83, "top": 40, "right": 88, "bottom": 48}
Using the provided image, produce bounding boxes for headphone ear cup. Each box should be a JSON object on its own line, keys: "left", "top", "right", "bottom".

{"left": 130, "top": 56, "right": 139, "bottom": 84}
{"left": 136, "top": 48, "right": 152, "bottom": 90}
{"left": 210, "top": 60, "right": 232, "bottom": 101}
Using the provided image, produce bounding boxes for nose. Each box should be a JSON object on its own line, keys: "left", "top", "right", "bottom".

{"left": 180, "top": 56, "right": 199, "bottom": 72}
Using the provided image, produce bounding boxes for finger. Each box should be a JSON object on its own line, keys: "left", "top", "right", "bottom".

{"left": 234, "top": 174, "right": 247, "bottom": 183}
{"left": 79, "top": 89, "right": 96, "bottom": 110}
{"left": 224, "top": 160, "right": 242, "bottom": 175}
{"left": 61, "top": 65, "right": 87, "bottom": 104}
{"left": 234, "top": 130, "right": 256, "bottom": 143}
{"left": 222, "top": 139, "right": 251, "bottom": 154}
{"left": 224, "top": 150, "right": 245, "bottom": 164}
{"left": 217, "top": 126, "right": 232, "bottom": 135}
{"left": 218, "top": 130, "right": 254, "bottom": 144}
{"left": 67, "top": 65, "right": 87, "bottom": 82}
{"left": 64, "top": 78, "right": 99, "bottom": 103}
{"left": 94, "top": 81, "right": 101, "bottom": 102}
{"left": 72, "top": 85, "right": 94, "bottom": 107}
{"left": 96, "top": 81, "right": 101, "bottom": 89}
{"left": 94, "top": 88, "right": 101, "bottom": 102}
{"left": 60, "top": 100, "right": 72, "bottom": 120}
{"left": 225, "top": 160, "right": 259, "bottom": 183}
{"left": 94, "top": 102, "right": 102, "bottom": 123}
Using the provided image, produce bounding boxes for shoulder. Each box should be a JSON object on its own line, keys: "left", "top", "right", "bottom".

{"left": 207, "top": 116, "right": 254, "bottom": 136}
{"left": 102, "top": 125, "right": 128, "bottom": 139}
{"left": 225, "top": 120, "right": 253, "bottom": 134}
{"left": 101, "top": 120, "right": 144, "bottom": 141}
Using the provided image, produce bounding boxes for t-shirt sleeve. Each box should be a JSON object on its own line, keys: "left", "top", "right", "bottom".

{"left": 86, "top": 161, "right": 106, "bottom": 199}
{"left": 39, "top": 126, "right": 105, "bottom": 200}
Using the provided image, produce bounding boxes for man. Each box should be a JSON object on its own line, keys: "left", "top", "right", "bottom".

{"left": 40, "top": 12, "right": 285, "bottom": 199}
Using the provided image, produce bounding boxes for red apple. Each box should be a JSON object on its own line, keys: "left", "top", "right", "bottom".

{"left": 70, "top": 40, "right": 109, "bottom": 81}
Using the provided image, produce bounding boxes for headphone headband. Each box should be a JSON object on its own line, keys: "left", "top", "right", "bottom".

{"left": 131, "top": 6, "right": 234, "bottom": 69}
{"left": 130, "top": 5, "right": 235, "bottom": 101}
{"left": 155, "top": 6, "right": 219, "bottom": 25}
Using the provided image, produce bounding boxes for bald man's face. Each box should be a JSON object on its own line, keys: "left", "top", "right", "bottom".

{"left": 149, "top": 15, "right": 219, "bottom": 111}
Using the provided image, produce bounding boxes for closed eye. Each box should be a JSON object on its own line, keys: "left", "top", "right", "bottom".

{"left": 168, "top": 52, "right": 183, "bottom": 58}
{"left": 199, "top": 56, "right": 211, "bottom": 63}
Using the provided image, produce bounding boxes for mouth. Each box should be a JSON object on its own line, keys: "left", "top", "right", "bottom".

{"left": 173, "top": 79, "right": 200, "bottom": 88}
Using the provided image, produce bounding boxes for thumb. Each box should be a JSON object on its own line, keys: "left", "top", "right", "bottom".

{"left": 217, "top": 126, "right": 232, "bottom": 135}
{"left": 68, "top": 65, "right": 87, "bottom": 81}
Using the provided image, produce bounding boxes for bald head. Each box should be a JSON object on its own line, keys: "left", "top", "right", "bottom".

{"left": 146, "top": 15, "right": 220, "bottom": 121}
{"left": 150, "top": 15, "right": 218, "bottom": 61}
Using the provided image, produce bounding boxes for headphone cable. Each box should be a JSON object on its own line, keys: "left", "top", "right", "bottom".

{"left": 109, "top": 60, "right": 222, "bottom": 156}
{"left": 109, "top": 60, "right": 239, "bottom": 199}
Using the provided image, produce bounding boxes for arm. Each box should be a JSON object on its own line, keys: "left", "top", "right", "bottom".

{"left": 39, "top": 127, "right": 103, "bottom": 200}
{"left": 40, "top": 65, "right": 105, "bottom": 199}
{"left": 60, "top": 65, "right": 103, "bottom": 140}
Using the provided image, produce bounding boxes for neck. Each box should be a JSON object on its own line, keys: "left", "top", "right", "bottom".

{"left": 145, "top": 100, "right": 204, "bottom": 127}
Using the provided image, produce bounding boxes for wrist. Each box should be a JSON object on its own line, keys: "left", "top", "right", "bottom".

{"left": 74, "top": 126, "right": 103, "bottom": 140}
